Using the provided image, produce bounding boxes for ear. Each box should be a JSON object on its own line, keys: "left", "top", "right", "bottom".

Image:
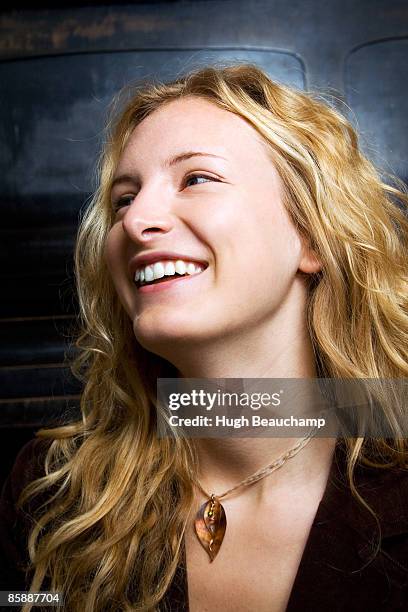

{"left": 298, "top": 236, "right": 322, "bottom": 274}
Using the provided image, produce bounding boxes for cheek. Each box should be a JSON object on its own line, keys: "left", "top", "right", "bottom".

{"left": 204, "top": 193, "right": 300, "bottom": 269}
{"left": 242, "top": 194, "right": 302, "bottom": 271}
{"left": 207, "top": 207, "right": 302, "bottom": 307}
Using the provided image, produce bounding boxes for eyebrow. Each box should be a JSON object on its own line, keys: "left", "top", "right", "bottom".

{"left": 110, "top": 151, "right": 227, "bottom": 190}
{"left": 164, "top": 151, "right": 227, "bottom": 167}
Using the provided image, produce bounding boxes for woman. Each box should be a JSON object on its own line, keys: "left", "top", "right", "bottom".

{"left": 1, "top": 63, "right": 407, "bottom": 611}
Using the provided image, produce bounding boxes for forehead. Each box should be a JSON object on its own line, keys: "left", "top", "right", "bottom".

{"left": 118, "top": 96, "right": 271, "bottom": 168}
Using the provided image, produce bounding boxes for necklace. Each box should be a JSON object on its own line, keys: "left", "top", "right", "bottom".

{"left": 192, "top": 429, "right": 316, "bottom": 562}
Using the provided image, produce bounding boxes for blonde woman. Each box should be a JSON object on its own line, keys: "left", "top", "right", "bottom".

{"left": 1, "top": 63, "right": 407, "bottom": 611}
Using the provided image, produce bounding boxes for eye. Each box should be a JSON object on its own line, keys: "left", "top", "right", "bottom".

{"left": 184, "top": 173, "right": 219, "bottom": 188}
{"left": 112, "top": 174, "right": 220, "bottom": 211}
{"left": 113, "top": 195, "right": 135, "bottom": 211}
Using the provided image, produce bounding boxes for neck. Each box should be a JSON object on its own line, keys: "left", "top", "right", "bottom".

{"left": 168, "top": 280, "right": 318, "bottom": 379}
{"left": 192, "top": 436, "right": 337, "bottom": 507}
{"left": 179, "top": 326, "right": 328, "bottom": 494}
{"left": 157, "top": 278, "right": 336, "bottom": 503}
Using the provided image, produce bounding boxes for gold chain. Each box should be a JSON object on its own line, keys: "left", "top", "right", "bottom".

{"left": 194, "top": 426, "right": 317, "bottom": 501}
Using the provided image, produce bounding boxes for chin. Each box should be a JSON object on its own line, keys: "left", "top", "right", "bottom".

{"left": 132, "top": 311, "right": 203, "bottom": 352}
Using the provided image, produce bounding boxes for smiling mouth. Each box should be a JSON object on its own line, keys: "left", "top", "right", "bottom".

{"left": 134, "top": 259, "right": 207, "bottom": 289}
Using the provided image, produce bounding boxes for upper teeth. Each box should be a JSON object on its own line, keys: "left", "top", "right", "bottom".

{"left": 135, "top": 259, "right": 205, "bottom": 284}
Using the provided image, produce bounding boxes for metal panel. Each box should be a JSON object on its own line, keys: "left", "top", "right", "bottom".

{"left": 0, "top": 48, "right": 304, "bottom": 229}
{"left": 345, "top": 38, "right": 408, "bottom": 182}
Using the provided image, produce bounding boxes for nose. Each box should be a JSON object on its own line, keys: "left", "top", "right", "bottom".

{"left": 121, "top": 197, "right": 174, "bottom": 245}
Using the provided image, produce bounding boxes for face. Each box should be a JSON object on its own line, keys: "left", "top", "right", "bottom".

{"left": 105, "top": 96, "right": 319, "bottom": 357}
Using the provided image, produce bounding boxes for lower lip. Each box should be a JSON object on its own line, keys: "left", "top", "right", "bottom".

{"left": 136, "top": 270, "right": 206, "bottom": 293}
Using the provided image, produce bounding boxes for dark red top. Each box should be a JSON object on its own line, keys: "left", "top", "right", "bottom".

{"left": 1, "top": 438, "right": 408, "bottom": 610}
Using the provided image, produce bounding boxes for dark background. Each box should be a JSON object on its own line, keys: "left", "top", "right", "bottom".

{"left": 0, "top": 0, "right": 407, "bottom": 487}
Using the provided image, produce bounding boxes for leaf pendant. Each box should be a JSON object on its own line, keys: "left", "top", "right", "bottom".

{"left": 194, "top": 495, "right": 227, "bottom": 562}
